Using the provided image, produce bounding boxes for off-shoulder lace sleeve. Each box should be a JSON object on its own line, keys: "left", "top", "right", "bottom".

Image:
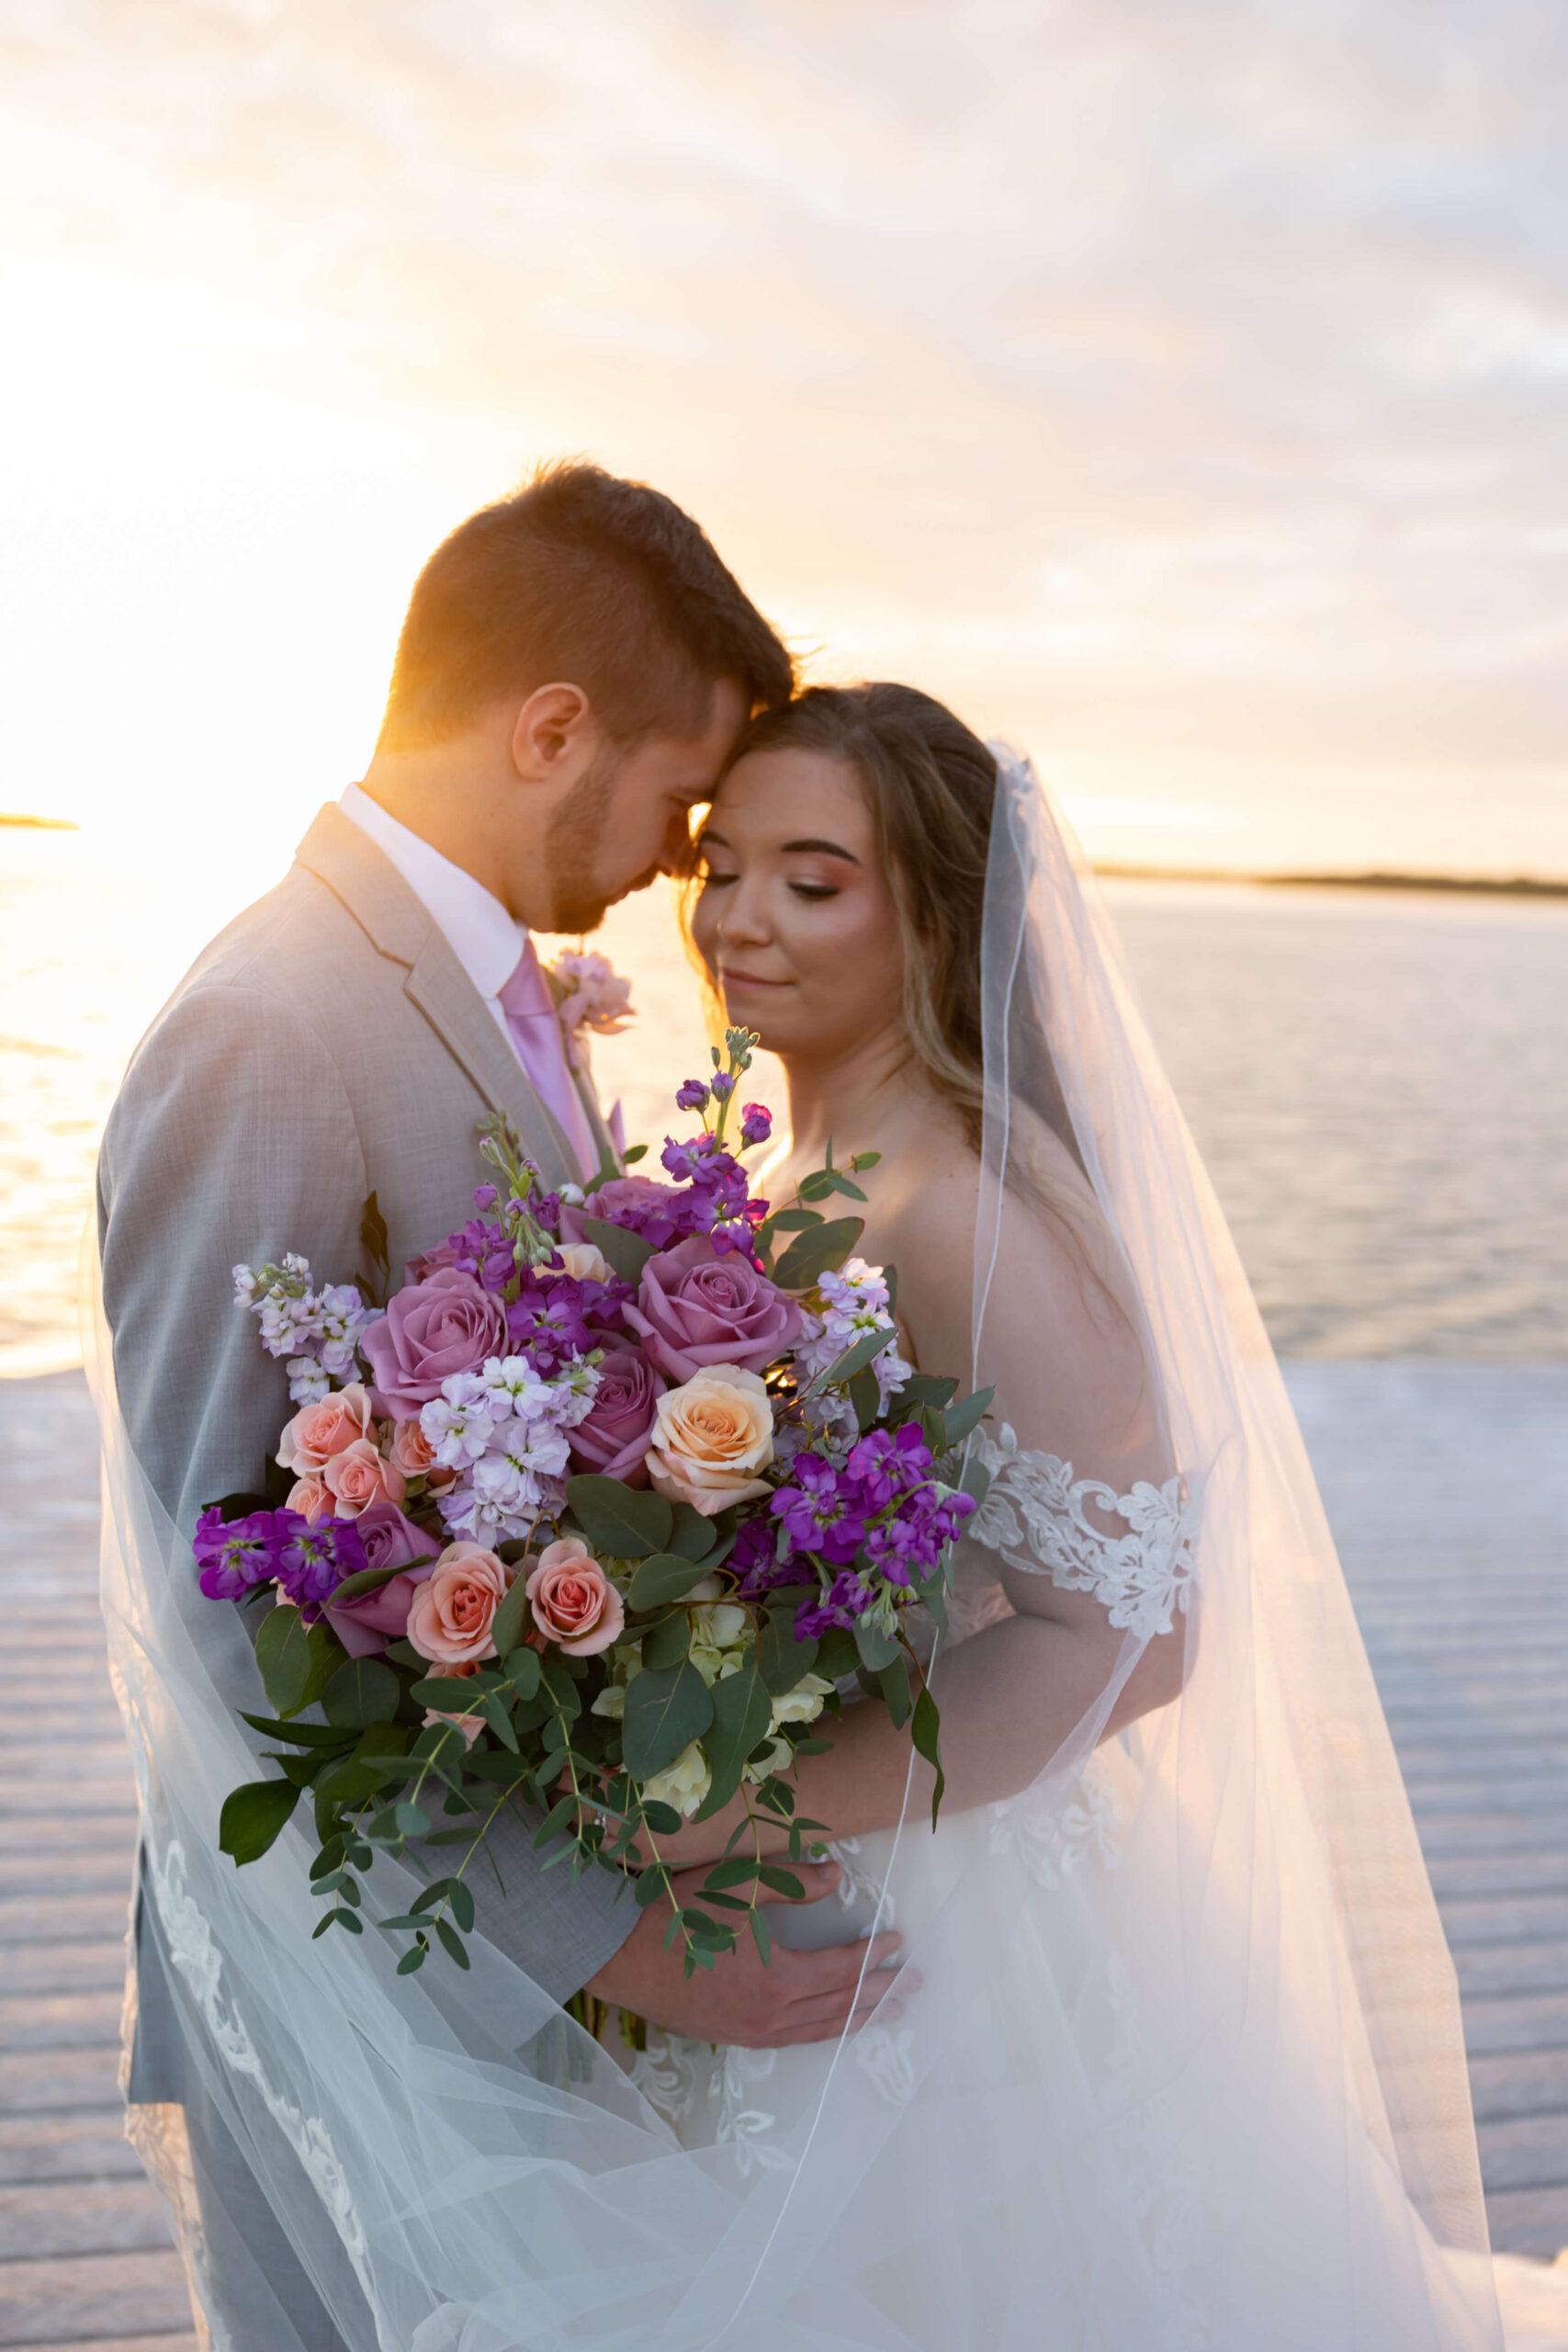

{"left": 967, "top": 1424, "right": 1198, "bottom": 1643}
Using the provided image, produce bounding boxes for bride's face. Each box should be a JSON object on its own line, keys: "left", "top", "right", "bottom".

{"left": 692, "top": 749, "right": 904, "bottom": 1061}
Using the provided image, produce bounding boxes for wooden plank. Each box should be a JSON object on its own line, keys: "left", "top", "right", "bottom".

{"left": 1454, "top": 1947, "right": 1568, "bottom": 2001}
{"left": 1477, "top": 2113, "right": 1568, "bottom": 2194}
{"left": 0, "top": 2111, "right": 141, "bottom": 2186}
{"left": 0, "top": 2249, "right": 194, "bottom": 2346}
{"left": 1466, "top": 1995, "right": 1568, "bottom": 2059}
{"left": 0, "top": 1942, "right": 130, "bottom": 1997}
{"left": 0, "top": 1894, "right": 132, "bottom": 1946}
{"left": 1487, "top": 2187, "right": 1568, "bottom": 2260}
{"left": 1428, "top": 1852, "right": 1568, "bottom": 1901}
{"left": 2, "top": 2338, "right": 196, "bottom": 2352}
{"left": 0, "top": 1994, "right": 122, "bottom": 2052}
{"left": 1439, "top": 1896, "right": 1568, "bottom": 1946}
{"left": 0, "top": 2178, "right": 173, "bottom": 2259}
{"left": 0, "top": 1851, "right": 134, "bottom": 1895}
{"left": 0, "top": 2050, "right": 121, "bottom": 2113}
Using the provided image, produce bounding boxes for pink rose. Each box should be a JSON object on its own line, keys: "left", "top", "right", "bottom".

{"left": 323, "top": 1437, "right": 406, "bottom": 1520}
{"left": 388, "top": 1418, "right": 458, "bottom": 1495}
{"left": 558, "top": 1175, "right": 681, "bottom": 1247}
{"left": 623, "top": 1236, "right": 803, "bottom": 1385}
{"left": 525, "top": 1538, "right": 625, "bottom": 1657}
{"left": 361, "top": 1269, "right": 509, "bottom": 1419}
{"left": 287, "top": 1473, "right": 333, "bottom": 1525}
{"left": 407, "top": 1543, "right": 513, "bottom": 1667}
{"left": 568, "top": 1348, "right": 666, "bottom": 1486}
{"left": 404, "top": 1237, "right": 463, "bottom": 1283}
{"left": 276, "top": 1384, "right": 375, "bottom": 1475}
{"left": 322, "top": 1502, "right": 438, "bottom": 1657}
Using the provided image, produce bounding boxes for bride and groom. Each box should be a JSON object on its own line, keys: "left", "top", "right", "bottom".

{"left": 97, "top": 462, "right": 1508, "bottom": 2348}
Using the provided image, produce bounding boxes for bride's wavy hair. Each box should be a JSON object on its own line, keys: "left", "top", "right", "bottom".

{"left": 694, "top": 683, "right": 998, "bottom": 1147}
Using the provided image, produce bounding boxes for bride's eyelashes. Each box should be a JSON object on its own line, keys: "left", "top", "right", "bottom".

{"left": 788, "top": 881, "right": 839, "bottom": 901}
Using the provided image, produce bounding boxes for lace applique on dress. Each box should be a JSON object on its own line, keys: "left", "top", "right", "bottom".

{"left": 854, "top": 2025, "right": 916, "bottom": 2108}
{"left": 987, "top": 1756, "right": 1122, "bottom": 1891}
{"left": 968, "top": 1426, "right": 1198, "bottom": 1641}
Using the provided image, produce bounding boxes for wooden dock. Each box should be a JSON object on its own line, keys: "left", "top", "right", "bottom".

{"left": 0, "top": 1359, "right": 1563, "bottom": 2346}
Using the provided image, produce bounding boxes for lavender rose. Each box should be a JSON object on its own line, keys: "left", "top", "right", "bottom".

{"left": 623, "top": 1236, "right": 803, "bottom": 1385}
{"left": 322, "top": 1500, "right": 438, "bottom": 1657}
{"left": 559, "top": 1174, "right": 682, "bottom": 1249}
{"left": 361, "top": 1268, "right": 509, "bottom": 1419}
{"left": 568, "top": 1347, "right": 666, "bottom": 1486}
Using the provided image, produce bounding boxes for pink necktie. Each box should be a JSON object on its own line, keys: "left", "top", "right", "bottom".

{"left": 497, "top": 940, "right": 598, "bottom": 1182}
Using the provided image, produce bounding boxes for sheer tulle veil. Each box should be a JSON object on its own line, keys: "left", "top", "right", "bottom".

{"left": 85, "top": 743, "right": 1504, "bottom": 2348}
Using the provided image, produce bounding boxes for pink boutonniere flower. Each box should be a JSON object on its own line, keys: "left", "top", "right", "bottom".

{"left": 546, "top": 951, "right": 634, "bottom": 1070}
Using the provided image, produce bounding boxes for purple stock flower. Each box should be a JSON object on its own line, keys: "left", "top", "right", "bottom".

{"left": 473, "top": 1184, "right": 499, "bottom": 1211}
{"left": 739, "top": 1103, "right": 773, "bottom": 1148}
{"left": 709, "top": 1070, "right": 736, "bottom": 1101}
{"left": 797, "top": 1571, "right": 877, "bottom": 1638}
{"left": 730, "top": 1513, "right": 793, "bottom": 1598}
{"left": 274, "top": 1512, "right": 367, "bottom": 1611}
{"left": 674, "top": 1079, "right": 710, "bottom": 1112}
{"left": 194, "top": 1509, "right": 279, "bottom": 1601}
{"left": 771, "top": 1451, "right": 869, "bottom": 1566}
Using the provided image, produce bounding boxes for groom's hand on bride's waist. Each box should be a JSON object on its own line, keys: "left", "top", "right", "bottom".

{"left": 583, "top": 1861, "right": 912, "bottom": 2048}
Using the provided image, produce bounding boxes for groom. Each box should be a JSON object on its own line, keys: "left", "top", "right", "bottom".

{"left": 98, "top": 463, "right": 903, "bottom": 2347}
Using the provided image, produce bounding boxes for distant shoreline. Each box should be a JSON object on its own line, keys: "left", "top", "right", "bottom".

{"left": 0, "top": 813, "right": 77, "bottom": 831}
{"left": 1096, "top": 865, "right": 1568, "bottom": 900}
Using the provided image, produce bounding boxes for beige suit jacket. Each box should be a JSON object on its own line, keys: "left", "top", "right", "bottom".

{"left": 98, "top": 806, "right": 636, "bottom": 2055}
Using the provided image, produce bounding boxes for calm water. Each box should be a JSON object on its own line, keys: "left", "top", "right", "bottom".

{"left": 2, "top": 829, "right": 1564, "bottom": 1373}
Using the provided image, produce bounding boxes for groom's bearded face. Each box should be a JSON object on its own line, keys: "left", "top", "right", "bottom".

{"left": 542, "top": 679, "right": 749, "bottom": 933}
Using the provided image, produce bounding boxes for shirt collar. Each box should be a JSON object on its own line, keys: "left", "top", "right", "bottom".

{"left": 338, "top": 782, "right": 525, "bottom": 1003}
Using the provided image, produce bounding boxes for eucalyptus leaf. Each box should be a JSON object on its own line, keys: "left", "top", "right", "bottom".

{"left": 773, "top": 1216, "right": 864, "bottom": 1291}
{"left": 641, "top": 1611, "right": 692, "bottom": 1671}
{"left": 765, "top": 1206, "right": 825, "bottom": 1232}
{"left": 694, "top": 1666, "right": 773, "bottom": 1818}
{"left": 666, "top": 1504, "right": 718, "bottom": 1565}
{"left": 942, "top": 1385, "right": 995, "bottom": 1451}
{"left": 758, "top": 1604, "right": 819, "bottom": 1696}
{"left": 254, "top": 1605, "right": 341, "bottom": 1719}
{"left": 577, "top": 1216, "right": 657, "bottom": 1285}
{"left": 849, "top": 1366, "right": 882, "bottom": 1432}
{"left": 958, "top": 1452, "right": 994, "bottom": 1508}
{"left": 819, "top": 1325, "right": 896, "bottom": 1387}
{"left": 565, "top": 1476, "right": 673, "bottom": 1560}
{"left": 325, "top": 1558, "right": 428, "bottom": 1605}
{"left": 219, "top": 1777, "right": 300, "bottom": 1865}
{"left": 621, "top": 1660, "right": 715, "bottom": 1780}
{"left": 912, "top": 1684, "right": 946, "bottom": 1826}
{"left": 321, "top": 1657, "right": 400, "bottom": 1730}
{"left": 627, "top": 1551, "right": 713, "bottom": 1610}
{"left": 501, "top": 1645, "right": 542, "bottom": 1699}
{"left": 489, "top": 1566, "right": 531, "bottom": 1661}
{"left": 853, "top": 1620, "right": 901, "bottom": 1674}
{"left": 874, "top": 1654, "right": 912, "bottom": 1728}
{"left": 239, "top": 1712, "right": 355, "bottom": 1751}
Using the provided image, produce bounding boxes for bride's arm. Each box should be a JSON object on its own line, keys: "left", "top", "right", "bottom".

{"left": 654, "top": 1160, "right": 1189, "bottom": 1868}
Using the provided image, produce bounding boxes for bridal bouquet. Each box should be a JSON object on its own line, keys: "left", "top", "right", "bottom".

{"left": 200, "top": 1030, "right": 986, "bottom": 1978}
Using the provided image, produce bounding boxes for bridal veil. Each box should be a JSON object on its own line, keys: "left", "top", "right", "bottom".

{"left": 90, "top": 746, "right": 1503, "bottom": 2348}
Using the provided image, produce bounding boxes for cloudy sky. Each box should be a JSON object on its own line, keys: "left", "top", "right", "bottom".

{"left": 3, "top": 0, "right": 1566, "bottom": 877}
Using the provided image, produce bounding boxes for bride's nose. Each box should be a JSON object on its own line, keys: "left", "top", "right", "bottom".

{"left": 717, "top": 876, "right": 772, "bottom": 947}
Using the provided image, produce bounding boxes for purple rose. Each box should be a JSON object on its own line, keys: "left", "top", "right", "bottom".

{"left": 568, "top": 1348, "right": 667, "bottom": 1486}
{"left": 322, "top": 1501, "right": 439, "bottom": 1657}
{"left": 623, "top": 1235, "right": 804, "bottom": 1385}
{"left": 559, "top": 1175, "right": 682, "bottom": 1250}
{"left": 361, "top": 1268, "right": 509, "bottom": 1418}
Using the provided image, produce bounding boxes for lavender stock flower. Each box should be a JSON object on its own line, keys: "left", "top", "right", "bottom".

{"left": 194, "top": 1509, "right": 279, "bottom": 1601}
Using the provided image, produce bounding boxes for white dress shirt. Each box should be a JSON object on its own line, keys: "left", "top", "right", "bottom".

{"left": 338, "top": 782, "right": 527, "bottom": 1055}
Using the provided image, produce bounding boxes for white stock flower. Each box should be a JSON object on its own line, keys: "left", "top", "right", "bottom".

{"left": 643, "top": 1740, "right": 713, "bottom": 1819}
{"left": 285, "top": 1356, "right": 332, "bottom": 1406}
{"left": 420, "top": 1376, "right": 497, "bottom": 1469}
{"left": 232, "top": 1264, "right": 259, "bottom": 1306}
{"left": 744, "top": 1735, "right": 794, "bottom": 1784}
{"left": 692, "top": 1600, "right": 750, "bottom": 1650}
{"left": 770, "top": 1672, "right": 834, "bottom": 1729}
{"left": 314, "top": 1283, "right": 370, "bottom": 1374}
{"left": 590, "top": 1684, "right": 626, "bottom": 1720}
{"left": 443, "top": 1451, "right": 551, "bottom": 1544}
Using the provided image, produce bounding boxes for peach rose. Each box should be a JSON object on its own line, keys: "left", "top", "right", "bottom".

{"left": 525, "top": 1537, "right": 625, "bottom": 1657}
{"left": 554, "top": 1240, "right": 615, "bottom": 1285}
{"left": 322, "top": 1438, "right": 407, "bottom": 1520}
{"left": 645, "top": 1363, "right": 774, "bottom": 1516}
{"left": 388, "top": 1417, "right": 457, "bottom": 1495}
{"left": 287, "top": 1473, "right": 333, "bottom": 1525}
{"left": 407, "top": 1543, "right": 513, "bottom": 1667}
{"left": 276, "top": 1383, "right": 375, "bottom": 1475}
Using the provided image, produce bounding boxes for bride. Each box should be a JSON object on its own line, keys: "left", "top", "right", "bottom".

{"left": 93, "top": 685, "right": 1514, "bottom": 2350}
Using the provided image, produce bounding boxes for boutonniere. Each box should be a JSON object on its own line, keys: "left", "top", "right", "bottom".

{"left": 544, "top": 950, "right": 635, "bottom": 1069}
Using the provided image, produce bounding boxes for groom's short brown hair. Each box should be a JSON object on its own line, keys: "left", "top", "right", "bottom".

{"left": 377, "top": 461, "right": 793, "bottom": 752}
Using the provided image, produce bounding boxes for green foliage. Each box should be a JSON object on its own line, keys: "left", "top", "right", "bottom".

{"left": 577, "top": 1215, "right": 657, "bottom": 1284}
{"left": 220, "top": 1777, "right": 300, "bottom": 1864}
{"left": 694, "top": 1666, "right": 773, "bottom": 1817}
{"left": 627, "top": 1551, "right": 713, "bottom": 1610}
{"left": 773, "top": 1216, "right": 864, "bottom": 1290}
{"left": 321, "top": 1657, "right": 400, "bottom": 1730}
{"left": 818, "top": 1326, "right": 896, "bottom": 1387}
{"left": 853, "top": 1619, "right": 900, "bottom": 1674}
{"left": 666, "top": 1504, "right": 718, "bottom": 1565}
{"left": 942, "top": 1385, "right": 995, "bottom": 1451}
{"left": 255, "top": 1605, "right": 344, "bottom": 1718}
{"left": 640, "top": 1611, "right": 692, "bottom": 1671}
{"left": 758, "top": 1602, "right": 820, "bottom": 1695}
{"left": 356, "top": 1191, "right": 390, "bottom": 1303}
{"left": 488, "top": 1566, "right": 532, "bottom": 1661}
{"left": 621, "top": 1660, "right": 715, "bottom": 1780}
{"left": 565, "top": 1476, "right": 673, "bottom": 1559}
{"left": 912, "top": 1684, "right": 945, "bottom": 1826}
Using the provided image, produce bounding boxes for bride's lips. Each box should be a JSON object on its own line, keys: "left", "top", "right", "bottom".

{"left": 719, "top": 967, "right": 790, "bottom": 989}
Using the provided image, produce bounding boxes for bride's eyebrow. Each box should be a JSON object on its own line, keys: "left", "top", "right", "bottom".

{"left": 781, "top": 838, "right": 861, "bottom": 865}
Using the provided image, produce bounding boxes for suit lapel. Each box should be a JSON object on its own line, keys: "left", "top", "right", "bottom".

{"left": 295, "top": 802, "right": 582, "bottom": 1187}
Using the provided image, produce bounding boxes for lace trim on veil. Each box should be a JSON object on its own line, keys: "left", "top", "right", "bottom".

{"left": 967, "top": 1425, "right": 1198, "bottom": 1641}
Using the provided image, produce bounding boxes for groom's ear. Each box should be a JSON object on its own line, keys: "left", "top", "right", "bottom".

{"left": 509, "top": 682, "right": 601, "bottom": 786}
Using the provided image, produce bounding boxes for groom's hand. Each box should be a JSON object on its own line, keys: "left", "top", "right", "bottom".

{"left": 583, "top": 1861, "right": 909, "bottom": 2048}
